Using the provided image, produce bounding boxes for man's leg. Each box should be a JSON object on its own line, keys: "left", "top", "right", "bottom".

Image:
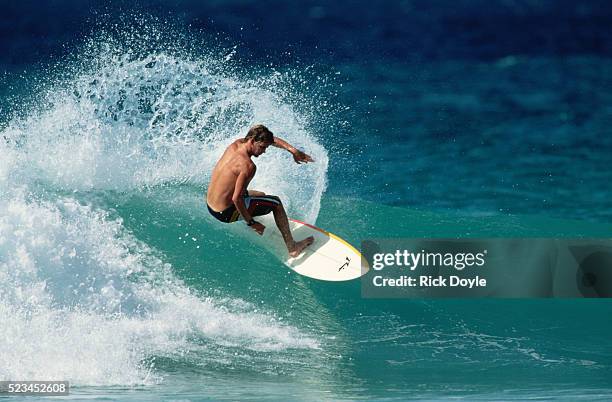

{"left": 247, "top": 193, "right": 314, "bottom": 257}
{"left": 270, "top": 200, "right": 314, "bottom": 258}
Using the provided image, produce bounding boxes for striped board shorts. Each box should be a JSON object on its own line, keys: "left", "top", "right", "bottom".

{"left": 207, "top": 192, "right": 281, "bottom": 223}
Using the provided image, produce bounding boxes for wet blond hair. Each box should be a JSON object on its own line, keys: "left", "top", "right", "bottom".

{"left": 245, "top": 124, "right": 274, "bottom": 143}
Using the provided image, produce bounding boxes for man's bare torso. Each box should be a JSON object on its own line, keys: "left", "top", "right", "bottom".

{"left": 206, "top": 140, "right": 255, "bottom": 211}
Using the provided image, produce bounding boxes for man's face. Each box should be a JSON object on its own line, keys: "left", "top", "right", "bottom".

{"left": 253, "top": 141, "right": 272, "bottom": 157}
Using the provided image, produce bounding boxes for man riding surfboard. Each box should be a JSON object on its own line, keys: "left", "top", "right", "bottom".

{"left": 206, "top": 124, "right": 315, "bottom": 257}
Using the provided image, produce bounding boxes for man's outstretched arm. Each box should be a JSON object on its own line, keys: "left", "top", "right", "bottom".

{"left": 272, "top": 137, "right": 315, "bottom": 164}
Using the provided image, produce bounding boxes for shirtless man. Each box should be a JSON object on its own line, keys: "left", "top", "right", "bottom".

{"left": 206, "top": 124, "right": 315, "bottom": 257}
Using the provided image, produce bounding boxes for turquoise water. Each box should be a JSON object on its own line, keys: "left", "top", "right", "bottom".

{"left": 1, "top": 11, "right": 612, "bottom": 401}
{"left": 2, "top": 183, "right": 611, "bottom": 400}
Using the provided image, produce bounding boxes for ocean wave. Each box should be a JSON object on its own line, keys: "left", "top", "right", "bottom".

{"left": 0, "top": 30, "right": 326, "bottom": 385}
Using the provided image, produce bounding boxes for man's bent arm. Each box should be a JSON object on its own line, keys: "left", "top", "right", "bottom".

{"left": 232, "top": 171, "right": 253, "bottom": 222}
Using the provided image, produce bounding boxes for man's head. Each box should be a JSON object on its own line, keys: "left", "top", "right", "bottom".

{"left": 245, "top": 124, "right": 274, "bottom": 157}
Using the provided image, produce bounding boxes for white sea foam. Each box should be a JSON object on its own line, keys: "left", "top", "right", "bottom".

{"left": 0, "top": 191, "right": 319, "bottom": 385}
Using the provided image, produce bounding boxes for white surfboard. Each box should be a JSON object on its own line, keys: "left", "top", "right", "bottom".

{"left": 256, "top": 216, "right": 368, "bottom": 281}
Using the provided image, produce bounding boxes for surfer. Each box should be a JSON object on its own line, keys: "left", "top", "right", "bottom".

{"left": 206, "top": 124, "right": 315, "bottom": 257}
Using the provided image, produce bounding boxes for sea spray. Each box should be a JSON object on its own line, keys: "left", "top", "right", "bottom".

{"left": 0, "top": 23, "right": 328, "bottom": 385}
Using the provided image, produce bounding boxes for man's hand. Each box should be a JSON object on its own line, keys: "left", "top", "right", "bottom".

{"left": 250, "top": 221, "right": 266, "bottom": 235}
{"left": 292, "top": 149, "right": 314, "bottom": 164}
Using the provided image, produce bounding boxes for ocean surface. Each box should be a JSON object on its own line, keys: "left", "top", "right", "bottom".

{"left": 1, "top": 1, "right": 611, "bottom": 400}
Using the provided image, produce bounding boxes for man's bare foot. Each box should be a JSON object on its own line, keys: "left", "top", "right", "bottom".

{"left": 288, "top": 236, "right": 314, "bottom": 258}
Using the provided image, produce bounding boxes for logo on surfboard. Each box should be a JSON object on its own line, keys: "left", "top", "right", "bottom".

{"left": 338, "top": 257, "right": 350, "bottom": 271}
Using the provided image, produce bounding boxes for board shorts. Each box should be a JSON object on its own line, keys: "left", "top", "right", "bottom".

{"left": 207, "top": 191, "right": 281, "bottom": 223}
